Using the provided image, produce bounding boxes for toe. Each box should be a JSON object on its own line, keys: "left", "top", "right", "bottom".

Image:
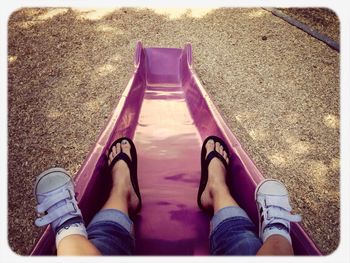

{"left": 205, "top": 139, "right": 215, "bottom": 158}
{"left": 219, "top": 145, "right": 224, "bottom": 155}
{"left": 223, "top": 150, "right": 227, "bottom": 160}
{"left": 116, "top": 143, "right": 121, "bottom": 155}
{"left": 215, "top": 142, "right": 221, "bottom": 153}
{"left": 112, "top": 145, "right": 117, "bottom": 156}
{"left": 121, "top": 139, "right": 132, "bottom": 160}
{"left": 109, "top": 147, "right": 115, "bottom": 163}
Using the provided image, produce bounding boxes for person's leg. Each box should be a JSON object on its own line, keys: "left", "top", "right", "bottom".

{"left": 86, "top": 139, "right": 140, "bottom": 255}
{"left": 200, "top": 139, "right": 301, "bottom": 255}
{"left": 100, "top": 140, "right": 139, "bottom": 214}
{"left": 255, "top": 179, "right": 301, "bottom": 256}
{"left": 34, "top": 168, "right": 101, "bottom": 256}
{"left": 200, "top": 139, "right": 262, "bottom": 255}
{"left": 200, "top": 139, "right": 238, "bottom": 212}
{"left": 256, "top": 235, "right": 293, "bottom": 255}
{"left": 34, "top": 139, "right": 140, "bottom": 256}
{"left": 57, "top": 235, "right": 101, "bottom": 255}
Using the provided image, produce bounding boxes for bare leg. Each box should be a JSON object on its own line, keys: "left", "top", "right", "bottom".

{"left": 201, "top": 139, "right": 294, "bottom": 256}
{"left": 200, "top": 140, "right": 238, "bottom": 213}
{"left": 57, "top": 235, "right": 101, "bottom": 256}
{"left": 56, "top": 140, "right": 138, "bottom": 255}
{"left": 102, "top": 140, "right": 139, "bottom": 216}
{"left": 257, "top": 235, "right": 293, "bottom": 255}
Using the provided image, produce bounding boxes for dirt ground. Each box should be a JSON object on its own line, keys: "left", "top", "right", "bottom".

{"left": 280, "top": 8, "right": 340, "bottom": 42}
{"left": 8, "top": 8, "right": 339, "bottom": 255}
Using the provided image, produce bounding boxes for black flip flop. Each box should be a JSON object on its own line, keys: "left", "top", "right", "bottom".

{"left": 107, "top": 137, "right": 142, "bottom": 213}
{"left": 197, "top": 135, "right": 230, "bottom": 212}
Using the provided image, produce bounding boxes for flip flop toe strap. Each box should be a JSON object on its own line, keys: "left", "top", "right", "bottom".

{"left": 205, "top": 151, "right": 228, "bottom": 170}
{"left": 109, "top": 152, "right": 133, "bottom": 173}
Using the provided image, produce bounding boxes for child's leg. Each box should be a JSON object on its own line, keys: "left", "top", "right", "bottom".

{"left": 255, "top": 179, "right": 301, "bottom": 256}
{"left": 34, "top": 168, "right": 101, "bottom": 255}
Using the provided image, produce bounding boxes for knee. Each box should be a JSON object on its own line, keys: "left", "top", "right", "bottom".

{"left": 228, "top": 237, "right": 262, "bottom": 255}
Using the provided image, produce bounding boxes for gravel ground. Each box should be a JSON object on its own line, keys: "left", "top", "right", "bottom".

{"left": 279, "top": 8, "right": 340, "bottom": 42}
{"left": 8, "top": 8, "right": 339, "bottom": 255}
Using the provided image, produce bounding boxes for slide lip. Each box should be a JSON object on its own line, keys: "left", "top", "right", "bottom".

{"left": 185, "top": 42, "right": 193, "bottom": 68}
{"left": 134, "top": 41, "right": 143, "bottom": 68}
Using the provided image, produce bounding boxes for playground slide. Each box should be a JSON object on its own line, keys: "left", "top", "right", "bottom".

{"left": 31, "top": 42, "right": 321, "bottom": 255}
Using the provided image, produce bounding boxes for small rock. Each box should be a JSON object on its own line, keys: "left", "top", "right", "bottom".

{"left": 262, "top": 36, "right": 267, "bottom": 41}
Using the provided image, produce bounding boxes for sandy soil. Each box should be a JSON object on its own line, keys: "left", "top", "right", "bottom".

{"left": 280, "top": 8, "right": 340, "bottom": 42}
{"left": 8, "top": 8, "right": 339, "bottom": 255}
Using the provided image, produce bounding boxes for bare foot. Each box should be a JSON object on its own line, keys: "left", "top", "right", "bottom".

{"left": 200, "top": 139, "right": 237, "bottom": 212}
{"left": 107, "top": 139, "right": 139, "bottom": 214}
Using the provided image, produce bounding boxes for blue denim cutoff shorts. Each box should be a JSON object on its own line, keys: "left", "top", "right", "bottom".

{"left": 210, "top": 206, "right": 262, "bottom": 255}
{"left": 86, "top": 206, "right": 262, "bottom": 255}
{"left": 87, "top": 209, "right": 135, "bottom": 255}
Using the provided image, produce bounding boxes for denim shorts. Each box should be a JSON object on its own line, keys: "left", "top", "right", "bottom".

{"left": 209, "top": 206, "right": 262, "bottom": 255}
{"left": 86, "top": 206, "right": 262, "bottom": 255}
{"left": 86, "top": 209, "right": 135, "bottom": 255}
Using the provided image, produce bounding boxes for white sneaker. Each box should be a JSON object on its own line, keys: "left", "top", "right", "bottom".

{"left": 255, "top": 179, "right": 302, "bottom": 244}
{"left": 34, "top": 167, "right": 83, "bottom": 232}
{"left": 34, "top": 167, "right": 88, "bottom": 247}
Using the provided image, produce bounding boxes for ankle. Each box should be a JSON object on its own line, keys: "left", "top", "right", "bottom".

{"left": 262, "top": 222, "right": 292, "bottom": 244}
{"left": 55, "top": 219, "right": 87, "bottom": 247}
{"left": 210, "top": 183, "right": 231, "bottom": 198}
{"left": 111, "top": 183, "right": 129, "bottom": 198}
{"left": 211, "top": 186, "right": 237, "bottom": 212}
{"left": 111, "top": 176, "right": 127, "bottom": 189}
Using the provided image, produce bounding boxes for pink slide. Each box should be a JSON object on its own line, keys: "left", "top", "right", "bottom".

{"left": 31, "top": 42, "right": 321, "bottom": 255}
